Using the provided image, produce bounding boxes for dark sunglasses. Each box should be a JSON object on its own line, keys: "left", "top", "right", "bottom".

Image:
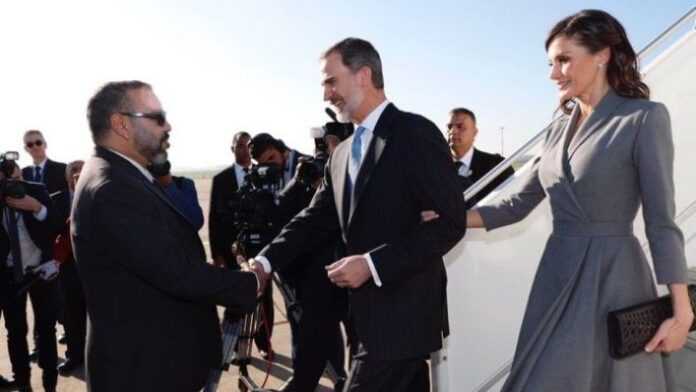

{"left": 25, "top": 140, "right": 44, "bottom": 148}
{"left": 119, "top": 111, "right": 167, "bottom": 126}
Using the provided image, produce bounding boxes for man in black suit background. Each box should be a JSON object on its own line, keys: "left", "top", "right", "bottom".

{"left": 21, "top": 130, "right": 68, "bottom": 196}
{"left": 447, "top": 108, "right": 514, "bottom": 204}
{"left": 250, "top": 38, "right": 469, "bottom": 392}
{"left": 71, "top": 80, "right": 259, "bottom": 392}
{"left": 209, "top": 131, "right": 252, "bottom": 269}
{"left": 1, "top": 159, "right": 60, "bottom": 392}
{"left": 21, "top": 130, "right": 68, "bottom": 361}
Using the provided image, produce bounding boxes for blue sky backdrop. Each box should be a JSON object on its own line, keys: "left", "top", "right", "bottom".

{"left": 1, "top": 0, "right": 693, "bottom": 169}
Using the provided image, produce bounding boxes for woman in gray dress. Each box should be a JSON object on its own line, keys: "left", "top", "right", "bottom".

{"left": 427, "top": 9, "right": 695, "bottom": 391}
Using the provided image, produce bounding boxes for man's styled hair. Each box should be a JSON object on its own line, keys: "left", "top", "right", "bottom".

{"left": 24, "top": 129, "right": 45, "bottom": 141}
{"left": 449, "top": 107, "right": 477, "bottom": 124}
{"left": 322, "top": 38, "right": 384, "bottom": 89}
{"left": 87, "top": 80, "right": 151, "bottom": 143}
{"left": 232, "top": 131, "right": 251, "bottom": 147}
{"left": 248, "top": 133, "right": 287, "bottom": 161}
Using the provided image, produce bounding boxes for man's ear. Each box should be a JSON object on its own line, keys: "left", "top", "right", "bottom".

{"left": 358, "top": 65, "right": 372, "bottom": 88}
{"left": 110, "top": 113, "right": 130, "bottom": 140}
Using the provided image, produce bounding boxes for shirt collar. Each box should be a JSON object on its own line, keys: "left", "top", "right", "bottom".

{"left": 355, "top": 99, "right": 390, "bottom": 133}
{"left": 456, "top": 147, "right": 475, "bottom": 168}
{"left": 35, "top": 158, "right": 47, "bottom": 170}
{"left": 107, "top": 148, "right": 154, "bottom": 182}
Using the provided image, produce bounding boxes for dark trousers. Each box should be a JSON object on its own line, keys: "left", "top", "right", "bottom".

{"left": 0, "top": 268, "right": 59, "bottom": 388}
{"left": 254, "top": 282, "right": 274, "bottom": 353}
{"left": 59, "top": 262, "right": 87, "bottom": 362}
{"left": 284, "top": 264, "right": 348, "bottom": 392}
{"left": 344, "top": 344, "right": 429, "bottom": 392}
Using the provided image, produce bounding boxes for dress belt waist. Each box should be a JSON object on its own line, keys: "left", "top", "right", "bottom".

{"left": 552, "top": 221, "right": 633, "bottom": 237}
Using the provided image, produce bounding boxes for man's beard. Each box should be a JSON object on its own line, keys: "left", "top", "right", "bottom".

{"left": 134, "top": 127, "right": 169, "bottom": 163}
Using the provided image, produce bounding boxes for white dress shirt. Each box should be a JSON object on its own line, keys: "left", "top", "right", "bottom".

{"left": 3, "top": 205, "right": 48, "bottom": 269}
{"left": 234, "top": 163, "right": 250, "bottom": 187}
{"left": 455, "top": 147, "right": 474, "bottom": 177}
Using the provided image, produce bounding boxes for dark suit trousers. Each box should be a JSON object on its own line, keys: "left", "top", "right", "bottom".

{"left": 285, "top": 264, "right": 347, "bottom": 391}
{"left": 344, "top": 344, "right": 429, "bottom": 392}
{"left": 59, "top": 262, "right": 87, "bottom": 362}
{"left": 0, "top": 268, "right": 59, "bottom": 388}
{"left": 254, "top": 282, "right": 274, "bottom": 352}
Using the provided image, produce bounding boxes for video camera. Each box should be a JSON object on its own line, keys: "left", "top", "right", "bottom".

{"left": 299, "top": 108, "right": 354, "bottom": 186}
{"left": 231, "top": 163, "right": 283, "bottom": 257}
{"left": 0, "top": 151, "right": 27, "bottom": 205}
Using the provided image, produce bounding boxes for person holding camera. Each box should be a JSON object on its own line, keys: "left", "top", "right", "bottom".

{"left": 72, "top": 81, "right": 259, "bottom": 392}
{"left": 249, "top": 133, "right": 348, "bottom": 392}
{"left": 1, "top": 156, "right": 60, "bottom": 392}
{"left": 241, "top": 132, "right": 307, "bottom": 360}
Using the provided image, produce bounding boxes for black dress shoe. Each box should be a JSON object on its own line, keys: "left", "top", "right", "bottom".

{"left": 58, "top": 358, "right": 84, "bottom": 375}
{"left": 28, "top": 349, "right": 39, "bottom": 362}
{"left": 58, "top": 334, "right": 67, "bottom": 345}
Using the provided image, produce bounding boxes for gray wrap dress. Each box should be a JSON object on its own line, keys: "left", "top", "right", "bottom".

{"left": 478, "top": 90, "right": 688, "bottom": 392}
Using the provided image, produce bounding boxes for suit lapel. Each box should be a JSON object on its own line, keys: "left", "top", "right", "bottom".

{"left": 347, "top": 103, "right": 396, "bottom": 227}
{"left": 330, "top": 141, "right": 350, "bottom": 234}
{"left": 96, "top": 147, "right": 193, "bottom": 228}
{"left": 567, "top": 90, "right": 625, "bottom": 160}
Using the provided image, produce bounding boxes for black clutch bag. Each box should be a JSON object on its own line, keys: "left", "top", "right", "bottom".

{"left": 607, "top": 284, "right": 696, "bottom": 359}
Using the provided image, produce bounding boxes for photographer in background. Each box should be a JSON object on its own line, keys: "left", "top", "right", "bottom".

{"left": 1, "top": 152, "right": 60, "bottom": 392}
{"left": 251, "top": 129, "right": 349, "bottom": 392}
{"left": 149, "top": 152, "right": 204, "bottom": 231}
{"left": 245, "top": 132, "right": 307, "bottom": 360}
{"left": 209, "top": 131, "right": 253, "bottom": 269}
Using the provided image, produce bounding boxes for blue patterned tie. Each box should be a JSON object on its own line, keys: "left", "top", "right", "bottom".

{"left": 34, "top": 166, "right": 42, "bottom": 183}
{"left": 350, "top": 126, "right": 367, "bottom": 183}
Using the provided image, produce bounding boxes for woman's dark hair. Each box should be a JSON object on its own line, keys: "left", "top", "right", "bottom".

{"left": 546, "top": 10, "right": 649, "bottom": 111}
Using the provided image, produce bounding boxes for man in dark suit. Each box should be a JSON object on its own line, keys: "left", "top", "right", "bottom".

{"left": 71, "top": 80, "right": 259, "bottom": 392}
{"left": 21, "top": 130, "right": 68, "bottom": 361}
{"left": 250, "top": 38, "right": 468, "bottom": 392}
{"left": 209, "top": 131, "right": 252, "bottom": 269}
{"left": 22, "top": 130, "right": 68, "bottom": 196}
{"left": 1, "top": 160, "right": 61, "bottom": 392}
{"left": 447, "top": 108, "right": 514, "bottom": 204}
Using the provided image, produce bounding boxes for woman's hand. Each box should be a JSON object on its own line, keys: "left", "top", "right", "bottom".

{"left": 645, "top": 285, "right": 694, "bottom": 354}
{"left": 645, "top": 313, "right": 694, "bottom": 353}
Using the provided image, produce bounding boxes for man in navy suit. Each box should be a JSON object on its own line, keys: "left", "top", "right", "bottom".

{"left": 22, "top": 130, "right": 68, "bottom": 196}
{"left": 250, "top": 38, "right": 469, "bottom": 392}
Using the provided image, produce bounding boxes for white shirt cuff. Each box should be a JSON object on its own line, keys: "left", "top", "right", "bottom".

{"left": 33, "top": 205, "right": 47, "bottom": 221}
{"left": 254, "top": 255, "right": 272, "bottom": 274}
{"left": 364, "top": 253, "right": 382, "bottom": 287}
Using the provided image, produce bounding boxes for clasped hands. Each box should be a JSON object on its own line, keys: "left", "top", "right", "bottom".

{"left": 244, "top": 254, "right": 372, "bottom": 296}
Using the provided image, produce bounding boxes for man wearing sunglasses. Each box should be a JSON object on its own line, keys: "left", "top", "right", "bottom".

{"left": 21, "top": 130, "right": 69, "bottom": 366}
{"left": 72, "top": 80, "right": 259, "bottom": 392}
{"left": 22, "top": 131, "right": 68, "bottom": 196}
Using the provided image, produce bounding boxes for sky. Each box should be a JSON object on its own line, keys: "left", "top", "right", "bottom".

{"left": 1, "top": 0, "right": 694, "bottom": 170}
